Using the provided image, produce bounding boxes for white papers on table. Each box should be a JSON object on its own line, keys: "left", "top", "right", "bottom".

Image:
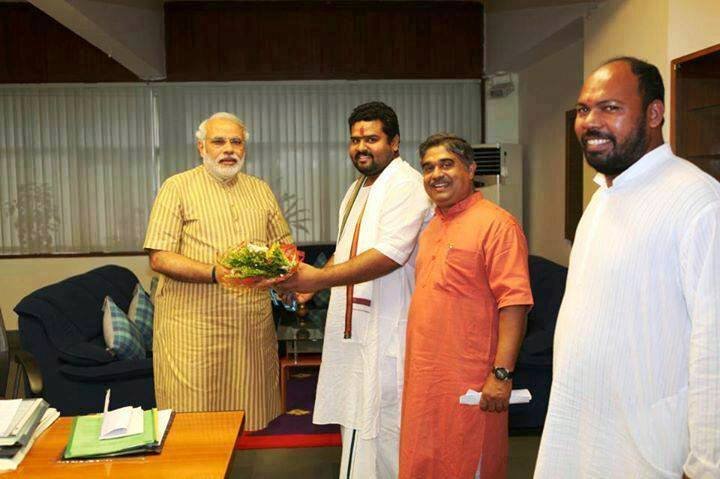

{"left": 100, "top": 406, "right": 144, "bottom": 440}
{"left": 0, "top": 400, "right": 23, "bottom": 437}
{"left": 0, "top": 408, "right": 60, "bottom": 471}
{"left": 459, "top": 388, "right": 532, "bottom": 405}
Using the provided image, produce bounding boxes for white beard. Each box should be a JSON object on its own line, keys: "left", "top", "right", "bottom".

{"left": 202, "top": 152, "right": 245, "bottom": 182}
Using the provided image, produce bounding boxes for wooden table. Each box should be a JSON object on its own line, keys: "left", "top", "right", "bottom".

{"left": 1, "top": 411, "right": 244, "bottom": 479}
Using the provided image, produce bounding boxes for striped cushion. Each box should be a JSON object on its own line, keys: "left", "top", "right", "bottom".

{"left": 102, "top": 296, "right": 146, "bottom": 360}
{"left": 128, "top": 283, "right": 154, "bottom": 352}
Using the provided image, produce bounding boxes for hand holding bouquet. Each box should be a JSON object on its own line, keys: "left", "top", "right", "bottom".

{"left": 217, "top": 241, "right": 304, "bottom": 289}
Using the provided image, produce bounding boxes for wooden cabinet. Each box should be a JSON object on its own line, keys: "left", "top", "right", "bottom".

{"left": 672, "top": 44, "right": 720, "bottom": 180}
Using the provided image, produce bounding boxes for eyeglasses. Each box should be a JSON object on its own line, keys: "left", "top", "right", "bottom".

{"left": 208, "top": 137, "right": 245, "bottom": 147}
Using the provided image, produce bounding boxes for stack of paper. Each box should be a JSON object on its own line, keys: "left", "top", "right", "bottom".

{"left": 0, "top": 399, "right": 51, "bottom": 458}
{"left": 0, "top": 406, "right": 60, "bottom": 471}
{"left": 63, "top": 408, "right": 174, "bottom": 460}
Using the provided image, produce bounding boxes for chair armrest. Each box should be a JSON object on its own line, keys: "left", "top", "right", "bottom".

{"left": 14, "top": 349, "right": 43, "bottom": 395}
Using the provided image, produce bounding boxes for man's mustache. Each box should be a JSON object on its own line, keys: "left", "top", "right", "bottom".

{"left": 354, "top": 151, "right": 373, "bottom": 161}
{"left": 217, "top": 154, "right": 241, "bottom": 162}
{"left": 428, "top": 175, "right": 449, "bottom": 187}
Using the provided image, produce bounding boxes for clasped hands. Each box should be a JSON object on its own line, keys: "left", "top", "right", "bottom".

{"left": 251, "top": 262, "right": 322, "bottom": 304}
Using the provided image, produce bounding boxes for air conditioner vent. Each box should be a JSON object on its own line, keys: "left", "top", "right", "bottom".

{"left": 472, "top": 146, "right": 501, "bottom": 175}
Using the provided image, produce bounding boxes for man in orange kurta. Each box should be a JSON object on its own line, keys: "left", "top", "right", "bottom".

{"left": 400, "top": 134, "right": 533, "bottom": 479}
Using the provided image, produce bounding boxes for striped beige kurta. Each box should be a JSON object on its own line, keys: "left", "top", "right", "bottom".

{"left": 144, "top": 165, "right": 292, "bottom": 431}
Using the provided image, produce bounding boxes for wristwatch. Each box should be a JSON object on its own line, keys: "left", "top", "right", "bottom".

{"left": 492, "top": 367, "right": 514, "bottom": 381}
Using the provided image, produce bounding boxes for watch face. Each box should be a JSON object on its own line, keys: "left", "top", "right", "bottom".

{"left": 494, "top": 367, "right": 509, "bottom": 380}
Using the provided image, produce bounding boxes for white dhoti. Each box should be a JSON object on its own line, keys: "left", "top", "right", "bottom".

{"left": 312, "top": 158, "right": 432, "bottom": 479}
{"left": 340, "top": 354, "right": 400, "bottom": 479}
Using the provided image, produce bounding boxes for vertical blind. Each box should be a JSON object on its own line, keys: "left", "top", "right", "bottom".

{"left": 0, "top": 85, "right": 155, "bottom": 254}
{"left": 0, "top": 81, "right": 481, "bottom": 254}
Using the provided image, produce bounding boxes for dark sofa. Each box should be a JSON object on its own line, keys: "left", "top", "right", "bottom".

{"left": 14, "top": 265, "right": 155, "bottom": 416}
{"left": 510, "top": 255, "right": 568, "bottom": 431}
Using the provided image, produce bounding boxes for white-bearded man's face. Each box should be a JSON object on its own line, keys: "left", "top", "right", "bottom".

{"left": 202, "top": 149, "right": 245, "bottom": 180}
{"left": 197, "top": 117, "right": 247, "bottom": 181}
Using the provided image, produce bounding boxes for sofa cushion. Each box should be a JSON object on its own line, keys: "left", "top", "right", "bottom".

{"left": 59, "top": 358, "right": 153, "bottom": 382}
{"left": 128, "top": 283, "right": 153, "bottom": 352}
{"left": 103, "top": 297, "right": 146, "bottom": 360}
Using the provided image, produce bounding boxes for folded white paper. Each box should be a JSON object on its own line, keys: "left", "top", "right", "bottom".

{"left": 100, "top": 406, "right": 144, "bottom": 440}
{"left": 459, "top": 388, "right": 532, "bottom": 405}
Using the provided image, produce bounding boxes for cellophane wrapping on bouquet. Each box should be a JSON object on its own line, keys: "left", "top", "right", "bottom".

{"left": 217, "top": 242, "right": 304, "bottom": 290}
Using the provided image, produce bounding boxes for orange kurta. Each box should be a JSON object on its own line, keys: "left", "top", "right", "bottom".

{"left": 400, "top": 192, "right": 533, "bottom": 479}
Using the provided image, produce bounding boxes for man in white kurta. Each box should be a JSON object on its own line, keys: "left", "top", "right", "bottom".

{"left": 535, "top": 58, "right": 720, "bottom": 478}
{"left": 277, "top": 102, "right": 431, "bottom": 478}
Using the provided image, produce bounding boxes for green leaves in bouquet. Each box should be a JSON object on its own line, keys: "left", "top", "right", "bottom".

{"left": 222, "top": 243, "right": 293, "bottom": 279}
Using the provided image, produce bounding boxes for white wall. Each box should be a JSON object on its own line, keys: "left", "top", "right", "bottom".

{"left": 485, "top": 73, "right": 520, "bottom": 144}
{"left": 667, "top": 0, "right": 720, "bottom": 62}
{"left": 519, "top": 40, "right": 584, "bottom": 266}
{"left": 1, "top": 256, "right": 154, "bottom": 330}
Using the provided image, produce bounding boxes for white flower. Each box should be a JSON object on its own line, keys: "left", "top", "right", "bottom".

{"left": 246, "top": 242, "right": 268, "bottom": 253}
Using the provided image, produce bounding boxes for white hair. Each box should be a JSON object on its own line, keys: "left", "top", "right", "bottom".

{"left": 195, "top": 112, "right": 250, "bottom": 141}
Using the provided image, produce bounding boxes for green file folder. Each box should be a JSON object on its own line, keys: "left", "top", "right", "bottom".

{"left": 63, "top": 408, "right": 158, "bottom": 460}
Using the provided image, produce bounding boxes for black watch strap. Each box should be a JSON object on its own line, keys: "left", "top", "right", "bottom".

{"left": 492, "top": 367, "right": 514, "bottom": 381}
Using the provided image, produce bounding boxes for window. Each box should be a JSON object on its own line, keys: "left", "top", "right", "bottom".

{"left": 0, "top": 81, "right": 482, "bottom": 254}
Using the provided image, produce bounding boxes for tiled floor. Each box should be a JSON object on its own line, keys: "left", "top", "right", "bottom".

{"left": 230, "top": 434, "right": 541, "bottom": 478}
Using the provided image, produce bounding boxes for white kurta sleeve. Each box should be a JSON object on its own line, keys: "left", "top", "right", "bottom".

{"left": 374, "top": 178, "right": 430, "bottom": 265}
{"left": 680, "top": 202, "right": 720, "bottom": 479}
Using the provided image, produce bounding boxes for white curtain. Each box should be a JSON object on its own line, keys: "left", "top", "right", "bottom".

{"left": 0, "top": 81, "right": 481, "bottom": 254}
{"left": 0, "top": 85, "right": 155, "bottom": 254}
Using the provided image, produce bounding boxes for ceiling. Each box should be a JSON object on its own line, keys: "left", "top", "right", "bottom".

{"left": 6, "top": 0, "right": 606, "bottom": 79}
{"left": 485, "top": 0, "right": 604, "bottom": 72}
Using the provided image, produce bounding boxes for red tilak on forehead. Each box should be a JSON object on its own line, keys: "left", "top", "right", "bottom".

{"left": 358, "top": 126, "right": 365, "bottom": 136}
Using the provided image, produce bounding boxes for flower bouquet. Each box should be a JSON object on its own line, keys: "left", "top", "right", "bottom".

{"left": 217, "top": 242, "right": 303, "bottom": 289}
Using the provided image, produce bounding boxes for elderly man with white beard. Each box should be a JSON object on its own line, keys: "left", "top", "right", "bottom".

{"left": 144, "top": 112, "right": 292, "bottom": 430}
